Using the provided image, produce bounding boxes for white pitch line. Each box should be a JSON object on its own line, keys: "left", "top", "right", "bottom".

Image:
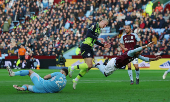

{"left": 0, "top": 80, "right": 169, "bottom": 83}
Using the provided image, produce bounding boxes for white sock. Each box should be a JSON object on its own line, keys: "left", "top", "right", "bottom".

{"left": 128, "top": 70, "right": 133, "bottom": 81}
{"left": 92, "top": 64, "right": 96, "bottom": 68}
{"left": 135, "top": 70, "right": 140, "bottom": 79}
{"left": 75, "top": 77, "right": 79, "bottom": 82}
{"left": 96, "top": 64, "right": 106, "bottom": 75}
{"left": 71, "top": 66, "right": 75, "bottom": 70}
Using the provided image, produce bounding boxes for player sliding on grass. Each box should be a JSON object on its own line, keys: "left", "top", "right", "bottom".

{"left": 68, "top": 19, "right": 110, "bottom": 89}
{"left": 6, "top": 66, "right": 68, "bottom": 93}
{"left": 95, "top": 42, "right": 161, "bottom": 79}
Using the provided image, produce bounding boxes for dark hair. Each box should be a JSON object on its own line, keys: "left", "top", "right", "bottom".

{"left": 126, "top": 24, "right": 131, "bottom": 28}
{"left": 134, "top": 45, "right": 140, "bottom": 49}
{"left": 61, "top": 68, "right": 68, "bottom": 76}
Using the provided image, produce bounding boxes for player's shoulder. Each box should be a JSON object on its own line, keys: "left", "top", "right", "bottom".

{"left": 89, "top": 23, "right": 98, "bottom": 28}
{"left": 121, "top": 34, "right": 126, "bottom": 37}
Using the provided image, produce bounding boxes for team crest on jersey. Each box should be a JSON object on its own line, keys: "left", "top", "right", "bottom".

{"left": 90, "top": 25, "right": 94, "bottom": 29}
{"left": 131, "top": 36, "right": 133, "bottom": 39}
{"left": 87, "top": 53, "right": 91, "bottom": 56}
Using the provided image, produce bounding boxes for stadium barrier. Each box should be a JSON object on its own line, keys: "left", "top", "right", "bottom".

{"left": 5, "top": 56, "right": 56, "bottom": 69}
{"left": 4, "top": 55, "right": 170, "bottom": 70}
{"left": 68, "top": 55, "right": 170, "bottom": 70}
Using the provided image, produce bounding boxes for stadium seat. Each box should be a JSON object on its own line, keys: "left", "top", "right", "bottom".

{"left": 85, "top": 10, "right": 91, "bottom": 17}
{"left": 43, "top": 2, "right": 49, "bottom": 8}
{"left": 64, "top": 22, "right": 70, "bottom": 29}
{"left": 125, "top": 21, "right": 131, "bottom": 25}
{"left": 164, "top": 34, "right": 170, "bottom": 40}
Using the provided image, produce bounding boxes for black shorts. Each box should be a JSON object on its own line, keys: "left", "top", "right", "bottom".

{"left": 81, "top": 44, "right": 93, "bottom": 59}
{"left": 20, "top": 55, "right": 25, "bottom": 61}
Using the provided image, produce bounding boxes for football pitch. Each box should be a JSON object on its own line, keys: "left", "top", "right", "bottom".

{"left": 0, "top": 69, "right": 170, "bottom": 102}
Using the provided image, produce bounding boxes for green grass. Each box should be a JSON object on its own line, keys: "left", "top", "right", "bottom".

{"left": 0, "top": 69, "right": 170, "bottom": 102}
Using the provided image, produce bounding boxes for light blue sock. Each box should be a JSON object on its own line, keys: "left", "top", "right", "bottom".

{"left": 96, "top": 64, "right": 106, "bottom": 75}
{"left": 21, "top": 85, "right": 27, "bottom": 91}
{"left": 167, "top": 69, "right": 170, "bottom": 73}
{"left": 14, "top": 70, "right": 29, "bottom": 76}
{"left": 135, "top": 70, "right": 140, "bottom": 79}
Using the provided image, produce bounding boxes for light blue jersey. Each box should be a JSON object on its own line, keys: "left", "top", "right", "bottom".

{"left": 29, "top": 72, "right": 67, "bottom": 93}
{"left": 127, "top": 47, "right": 150, "bottom": 62}
{"left": 43, "top": 72, "right": 67, "bottom": 93}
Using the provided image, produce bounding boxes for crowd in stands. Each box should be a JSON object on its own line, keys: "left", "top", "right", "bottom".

{"left": 0, "top": 0, "right": 170, "bottom": 59}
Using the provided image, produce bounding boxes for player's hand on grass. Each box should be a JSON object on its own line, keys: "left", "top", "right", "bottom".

{"left": 104, "top": 43, "right": 111, "bottom": 48}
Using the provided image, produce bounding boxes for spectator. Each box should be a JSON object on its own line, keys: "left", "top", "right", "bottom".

{"left": 103, "top": 57, "right": 109, "bottom": 66}
{"left": 18, "top": 44, "right": 26, "bottom": 68}
{"left": 145, "top": 1, "right": 153, "bottom": 16}
{"left": 139, "top": 20, "right": 145, "bottom": 29}
{"left": 155, "top": 2, "right": 163, "bottom": 12}
{"left": 58, "top": 54, "right": 66, "bottom": 67}
{"left": 29, "top": 56, "right": 36, "bottom": 69}
{"left": 3, "top": 18, "right": 9, "bottom": 33}
{"left": 152, "top": 35, "right": 157, "bottom": 45}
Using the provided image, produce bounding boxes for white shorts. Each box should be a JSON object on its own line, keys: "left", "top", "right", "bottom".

{"left": 132, "top": 58, "right": 138, "bottom": 64}
{"left": 104, "top": 58, "right": 117, "bottom": 76}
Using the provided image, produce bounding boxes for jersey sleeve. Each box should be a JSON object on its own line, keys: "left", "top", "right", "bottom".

{"left": 127, "top": 47, "right": 143, "bottom": 57}
{"left": 138, "top": 55, "right": 150, "bottom": 62}
{"left": 120, "top": 34, "right": 124, "bottom": 44}
{"left": 134, "top": 33, "right": 140, "bottom": 42}
{"left": 51, "top": 72, "right": 59, "bottom": 77}
{"left": 95, "top": 40, "right": 104, "bottom": 47}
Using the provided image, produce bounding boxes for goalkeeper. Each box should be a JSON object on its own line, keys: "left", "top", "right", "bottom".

{"left": 6, "top": 66, "right": 68, "bottom": 93}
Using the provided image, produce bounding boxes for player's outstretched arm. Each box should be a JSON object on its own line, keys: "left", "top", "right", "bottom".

{"left": 149, "top": 56, "right": 162, "bottom": 61}
{"left": 128, "top": 42, "right": 153, "bottom": 57}
{"left": 44, "top": 74, "right": 52, "bottom": 80}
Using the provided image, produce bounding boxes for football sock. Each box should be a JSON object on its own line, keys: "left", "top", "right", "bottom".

{"left": 76, "top": 69, "right": 87, "bottom": 81}
{"left": 14, "top": 70, "right": 29, "bottom": 76}
{"left": 167, "top": 69, "right": 170, "bottom": 73}
{"left": 128, "top": 69, "right": 133, "bottom": 81}
{"left": 21, "top": 85, "right": 27, "bottom": 90}
{"left": 73, "top": 63, "right": 89, "bottom": 70}
{"left": 135, "top": 69, "right": 140, "bottom": 79}
{"left": 96, "top": 64, "right": 105, "bottom": 75}
{"left": 75, "top": 77, "right": 79, "bottom": 82}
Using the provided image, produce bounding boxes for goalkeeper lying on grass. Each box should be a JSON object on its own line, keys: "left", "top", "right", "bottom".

{"left": 6, "top": 66, "right": 68, "bottom": 93}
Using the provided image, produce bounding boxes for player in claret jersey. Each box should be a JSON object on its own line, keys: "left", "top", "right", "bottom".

{"left": 120, "top": 25, "right": 141, "bottom": 84}
{"left": 95, "top": 42, "right": 161, "bottom": 79}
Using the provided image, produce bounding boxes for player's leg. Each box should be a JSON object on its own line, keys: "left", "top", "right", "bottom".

{"left": 72, "top": 69, "right": 87, "bottom": 90}
{"left": 96, "top": 58, "right": 117, "bottom": 77}
{"left": 29, "top": 72, "right": 47, "bottom": 93}
{"left": 19, "top": 58, "right": 23, "bottom": 69}
{"left": 96, "top": 64, "right": 106, "bottom": 76}
{"left": 127, "top": 62, "right": 134, "bottom": 85}
{"left": 68, "top": 49, "right": 93, "bottom": 78}
{"left": 72, "top": 58, "right": 93, "bottom": 89}
{"left": 13, "top": 72, "right": 47, "bottom": 93}
{"left": 13, "top": 84, "right": 29, "bottom": 91}
{"left": 13, "top": 84, "right": 46, "bottom": 93}
{"left": 134, "top": 64, "right": 139, "bottom": 84}
{"left": 68, "top": 62, "right": 89, "bottom": 78}
{"left": 6, "top": 66, "right": 34, "bottom": 77}
{"left": 132, "top": 58, "right": 139, "bottom": 84}
{"left": 163, "top": 68, "right": 170, "bottom": 79}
